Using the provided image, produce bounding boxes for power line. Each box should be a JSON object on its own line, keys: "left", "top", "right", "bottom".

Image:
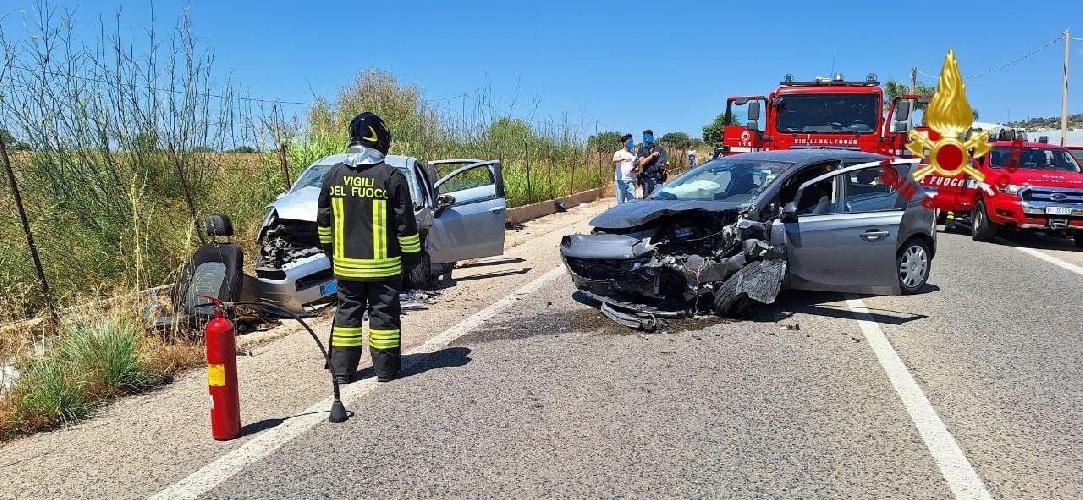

{"left": 918, "top": 35, "right": 1062, "bottom": 81}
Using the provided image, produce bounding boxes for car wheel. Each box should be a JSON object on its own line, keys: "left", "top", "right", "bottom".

{"left": 897, "top": 237, "right": 931, "bottom": 295}
{"left": 971, "top": 200, "right": 997, "bottom": 242}
{"left": 1074, "top": 231, "right": 1083, "bottom": 249}
{"left": 713, "top": 290, "right": 753, "bottom": 318}
{"left": 406, "top": 252, "right": 432, "bottom": 289}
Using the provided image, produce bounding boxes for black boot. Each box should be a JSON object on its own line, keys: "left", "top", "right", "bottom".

{"left": 371, "top": 347, "right": 400, "bottom": 382}
{"left": 330, "top": 346, "right": 362, "bottom": 384}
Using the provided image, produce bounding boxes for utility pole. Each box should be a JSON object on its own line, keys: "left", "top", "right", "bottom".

{"left": 909, "top": 67, "right": 918, "bottom": 130}
{"left": 1061, "top": 29, "right": 1070, "bottom": 146}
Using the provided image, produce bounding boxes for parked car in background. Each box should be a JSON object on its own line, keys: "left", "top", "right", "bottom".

{"left": 559, "top": 149, "right": 937, "bottom": 325}
{"left": 247, "top": 154, "right": 508, "bottom": 313}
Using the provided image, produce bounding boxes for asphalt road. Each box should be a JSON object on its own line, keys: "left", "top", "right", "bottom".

{"left": 187, "top": 227, "right": 1083, "bottom": 500}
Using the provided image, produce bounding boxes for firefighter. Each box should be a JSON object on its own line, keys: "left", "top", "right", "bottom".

{"left": 317, "top": 111, "right": 422, "bottom": 384}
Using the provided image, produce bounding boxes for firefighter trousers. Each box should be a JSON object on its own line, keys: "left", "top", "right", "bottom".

{"left": 329, "top": 278, "right": 402, "bottom": 382}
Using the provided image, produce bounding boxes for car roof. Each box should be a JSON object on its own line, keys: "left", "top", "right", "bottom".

{"left": 723, "top": 148, "right": 889, "bottom": 166}
{"left": 313, "top": 153, "right": 413, "bottom": 168}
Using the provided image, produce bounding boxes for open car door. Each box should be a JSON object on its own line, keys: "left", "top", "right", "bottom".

{"left": 426, "top": 160, "right": 507, "bottom": 264}
{"left": 771, "top": 160, "right": 909, "bottom": 295}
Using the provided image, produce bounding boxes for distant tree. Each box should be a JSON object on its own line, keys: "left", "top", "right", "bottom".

{"left": 227, "top": 146, "right": 258, "bottom": 154}
{"left": 0, "top": 128, "right": 30, "bottom": 150}
{"left": 883, "top": 80, "right": 935, "bottom": 111}
{"left": 659, "top": 132, "right": 692, "bottom": 149}
{"left": 587, "top": 131, "right": 623, "bottom": 153}
{"left": 702, "top": 112, "right": 737, "bottom": 144}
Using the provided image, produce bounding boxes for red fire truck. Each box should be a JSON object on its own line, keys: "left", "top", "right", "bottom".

{"left": 720, "top": 73, "right": 927, "bottom": 157}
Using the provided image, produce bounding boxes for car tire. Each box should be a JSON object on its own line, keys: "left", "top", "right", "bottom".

{"left": 713, "top": 290, "right": 753, "bottom": 318}
{"left": 406, "top": 251, "right": 432, "bottom": 289}
{"left": 971, "top": 200, "right": 997, "bottom": 242}
{"left": 1074, "top": 231, "right": 1083, "bottom": 249}
{"left": 897, "top": 237, "right": 931, "bottom": 295}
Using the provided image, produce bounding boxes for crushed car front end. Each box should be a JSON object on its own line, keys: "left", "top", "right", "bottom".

{"left": 560, "top": 208, "right": 787, "bottom": 328}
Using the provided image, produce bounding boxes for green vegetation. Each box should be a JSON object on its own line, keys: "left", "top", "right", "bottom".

{"left": 1005, "top": 113, "right": 1083, "bottom": 131}
{"left": 1, "top": 312, "right": 176, "bottom": 440}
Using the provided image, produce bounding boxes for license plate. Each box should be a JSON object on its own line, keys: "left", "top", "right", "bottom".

{"left": 321, "top": 280, "right": 338, "bottom": 296}
{"left": 1046, "top": 206, "right": 1074, "bottom": 215}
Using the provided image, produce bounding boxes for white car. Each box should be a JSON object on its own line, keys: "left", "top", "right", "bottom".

{"left": 244, "top": 154, "right": 509, "bottom": 313}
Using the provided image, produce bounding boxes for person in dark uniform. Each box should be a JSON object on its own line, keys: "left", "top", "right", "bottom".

{"left": 636, "top": 129, "right": 668, "bottom": 197}
{"left": 317, "top": 112, "right": 422, "bottom": 384}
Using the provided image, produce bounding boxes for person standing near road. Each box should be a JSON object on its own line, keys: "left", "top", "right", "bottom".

{"left": 636, "top": 129, "right": 668, "bottom": 197}
{"left": 317, "top": 111, "right": 422, "bottom": 384}
{"left": 613, "top": 133, "right": 638, "bottom": 204}
{"left": 687, "top": 146, "right": 697, "bottom": 168}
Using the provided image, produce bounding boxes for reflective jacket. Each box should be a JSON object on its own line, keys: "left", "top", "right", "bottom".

{"left": 316, "top": 161, "right": 421, "bottom": 281}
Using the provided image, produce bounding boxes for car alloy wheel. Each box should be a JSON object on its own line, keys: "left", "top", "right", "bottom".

{"left": 897, "top": 239, "right": 930, "bottom": 295}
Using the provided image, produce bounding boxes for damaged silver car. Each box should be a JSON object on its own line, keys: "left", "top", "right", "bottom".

{"left": 560, "top": 149, "right": 936, "bottom": 330}
{"left": 247, "top": 155, "right": 508, "bottom": 313}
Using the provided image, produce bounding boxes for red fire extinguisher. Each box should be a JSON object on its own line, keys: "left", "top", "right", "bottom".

{"left": 203, "top": 298, "right": 240, "bottom": 440}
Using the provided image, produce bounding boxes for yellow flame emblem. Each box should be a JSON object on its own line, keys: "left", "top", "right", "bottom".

{"left": 907, "top": 49, "right": 990, "bottom": 182}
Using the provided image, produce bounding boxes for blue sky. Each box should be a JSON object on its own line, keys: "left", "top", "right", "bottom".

{"left": 3, "top": 0, "right": 1082, "bottom": 139}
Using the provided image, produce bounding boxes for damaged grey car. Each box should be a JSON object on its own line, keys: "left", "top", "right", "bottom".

{"left": 559, "top": 149, "right": 937, "bottom": 330}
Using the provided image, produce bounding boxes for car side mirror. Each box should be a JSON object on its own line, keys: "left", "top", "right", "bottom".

{"left": 435, "top": 194, "right": 455, "bottom": 212}
{"left": 895, "top": 121, "right": 909, "bottom": 133}
{"left": 896, "top": 101, "right": 912, "bottom": 122}
{"left": 747, "top": 101, "right": 761, "bottom": 121}
{"left": 781, "top": 201, "right": 798, "bottom": 222}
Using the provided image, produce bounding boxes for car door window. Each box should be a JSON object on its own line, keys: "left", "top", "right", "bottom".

{"left": 842, "top": 165, "right": 902, "bottom": 213}
{"left": 437, "top": 164, "right": 497, "bottom": 204}
{"left": 795, "top": 176, "right": 838, "bottom": 215}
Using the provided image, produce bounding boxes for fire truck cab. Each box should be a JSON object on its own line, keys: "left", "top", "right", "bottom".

{"left": 721, "top": 73, "right": 927, "bottom": 157}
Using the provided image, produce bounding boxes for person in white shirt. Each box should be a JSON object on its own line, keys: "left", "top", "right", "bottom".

{"left": 613, "top": 133, "right": 638, "bottom": 204}
{"left": 687, "top": 147, "right": 697, "bottom": 168}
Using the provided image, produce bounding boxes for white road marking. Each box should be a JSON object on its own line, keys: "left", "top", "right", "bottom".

{"left": 150, "top": 266, "right": 568, "bottom": 500}
{"left": 845, "top": 298, "right": 992, "bottom": 500}
{"left": 1015, "top": 246, "right": 1083, "bottom": 276}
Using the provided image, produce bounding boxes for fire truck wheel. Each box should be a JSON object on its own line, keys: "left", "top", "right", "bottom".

{"left": 897, "top": 237, "right": 931, "bottom": 295}
{"left": 971, "top": 200, "right": 998, "bottom": 242}
{"left": 1073, "top": 231, "right": 1083, "bottom": 249}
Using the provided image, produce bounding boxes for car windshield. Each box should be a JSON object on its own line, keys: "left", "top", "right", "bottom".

{"left": 1068, "top": 147, "right": 1083, "bottom": 163}
{"left": 288, "top": 162, "right": 423, "bottom": 202}
{"left": 988, "top": 146, "right": 1082, "bottom": 173}
{"left": 649, "top": 158, "right": 793, "bottom": 203}
{"left": 775, "top": 93, "right": 880, "bottom": 133}
{"left": 290, "top": 164, "right": 334, "bottom": 192}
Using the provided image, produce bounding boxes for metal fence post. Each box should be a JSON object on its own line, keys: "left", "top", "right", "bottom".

{"left": 1, "top": 135, "right": 61, "bottom": 328}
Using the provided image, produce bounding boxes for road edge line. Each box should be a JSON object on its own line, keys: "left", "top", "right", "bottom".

{"left": 845, "top": 298, "right": 992, "bottom": 500}
{"left": 149, "top": 266, "right": 568, "bottom": 500}
{"left": 1014, "top": 246, "right": 1083, "bottom": 276}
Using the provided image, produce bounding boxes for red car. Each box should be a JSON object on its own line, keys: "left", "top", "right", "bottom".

{"left": 918, "top": 140, "right": 1083, "bottom": 247}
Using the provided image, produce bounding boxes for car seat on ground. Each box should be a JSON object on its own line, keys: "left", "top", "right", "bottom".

{"left": 170, "top": 214, "right": 244, "bottom": 319}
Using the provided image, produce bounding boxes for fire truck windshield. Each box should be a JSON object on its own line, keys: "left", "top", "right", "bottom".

{"left": 774, "top": 93, "right": 880, "bottom": 134}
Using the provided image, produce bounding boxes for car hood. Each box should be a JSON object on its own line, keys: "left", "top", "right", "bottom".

{"left": 1005, "top": 170, "right": 1083, "bottom": 189}
{"left": 589, "top": 199, "right": 745, "bottom": 229}
{"left": 268, "top": 186, "right": 320, "bottom": 222}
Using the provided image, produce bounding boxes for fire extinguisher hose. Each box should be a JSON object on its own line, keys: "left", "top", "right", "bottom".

{"left": 213, "top": 300, "right": 349, "bottom": 423}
